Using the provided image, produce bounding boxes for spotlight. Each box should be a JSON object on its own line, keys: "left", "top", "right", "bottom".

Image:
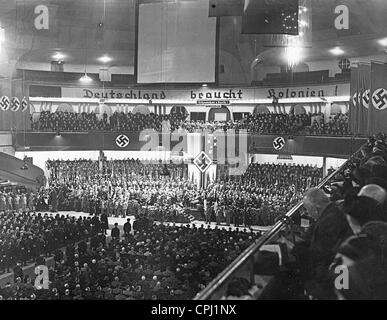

{"left": 329, "top": 47, "right": 345, "bottom": 56}
{"left": 98, "top": 55, "right": 112, "bottom": 63}
{"left": 284, "top": 45, "right": 303, "bottom": 68}
{"left": 378, "top": 37, "right": 387, "bottom": 47}
{"left": 52, "top": 52, "right": 65, "bottom": 60}
{"left": 79, "top": 73, "right": 92, "bottom": 83}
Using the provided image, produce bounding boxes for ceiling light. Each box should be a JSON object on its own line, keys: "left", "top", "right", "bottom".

{"left": 52, "top": 52, "right": 65, "bottom": 60}
{"left": 378, "top": 38, "right": 387, "bottom": 46}
{"left": 98, "top": 55, "right": 112, "bottom": 63}
{"left": 202, "top": 84, "right": 208, "bottom": 87}
{"left": 79, "top": 73, "right": 92, "bottom": 83}
{"left": 330, "top": 47, "right": 345, "bottom": 56}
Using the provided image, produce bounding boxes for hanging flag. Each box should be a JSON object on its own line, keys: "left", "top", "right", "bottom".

{"left": 11, "top": 97, "right": 20, "bottom": 112}
{"left": 242, "top": 0, "right": 299, "bottom": 35}
{"left": 348, "top": 63, "right": 370, "bottom": 135}
{"left": 21, "top": 97, "right": 29, "bottom": 112}
{"left": 208, "top": 0, "right": 244, "bottom": 16}
{"left": 349, "top": 66, "right": 359, "bottom": 134}
{"left": 367, "top": 62, "right": 387, "bottom": 135}
{"left": 357, "top": 64, "right": 370, "bottom": 135}
{"left": 0, "top": 96, "right": 10, "bottom": 111}
{"left": 263, "top": 0, "right": 311, "bottom": 48}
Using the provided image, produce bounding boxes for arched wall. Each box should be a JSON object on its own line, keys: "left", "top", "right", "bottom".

{"left": 207, "top": 106, "right": 231, "bottom": 122}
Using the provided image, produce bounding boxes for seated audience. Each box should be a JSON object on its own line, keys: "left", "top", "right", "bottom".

{"left": 31, "top": 110, "right": 350, "bottom": 137}
{"left": 0, "top": 224, "right": 257, "bottom": 300}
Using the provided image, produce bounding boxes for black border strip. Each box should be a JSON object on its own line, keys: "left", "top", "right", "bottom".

{"left": 134, "top": 0, "right": 139, "bottom": 85}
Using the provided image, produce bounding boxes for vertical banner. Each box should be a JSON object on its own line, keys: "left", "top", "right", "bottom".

{"left": 368, "top": 62, "right": 387, "bottom": 135}
{"left": 357, "top": 63, "right": 370, "bottom": 135}
{"left": 349, "top": 66, "right": 359, "bottom": 134}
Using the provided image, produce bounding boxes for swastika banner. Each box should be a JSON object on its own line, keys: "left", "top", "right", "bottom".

{"left": 367, "top": 62, "right": 387, "bottom": 135}
{"left": 349, "top": 63, "right": 370, "bottom": 135}
{"left": 349, "top": 66, "right": 358, "bottom": 134}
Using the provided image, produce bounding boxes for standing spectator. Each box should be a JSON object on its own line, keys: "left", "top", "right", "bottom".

{"left": 100, "top": 211, "right": 109, "bottom": 235}
{"left": 20, "top": 193, "right": 27, "bottom": 213}
{"left": 0, "top": 192, "right": 5, "bottom": 212}
{"left": 214, "top": 200, "right": 221, "bottom": 225}
{"left": 123, "top": 219, "right": 132, "bottom": 238}
{"left": 7, "top": 193, "right": 13, "bottom": 211}
{"left": 13, "top": 262, "right": 23, "bottom": 283}
{"left": 111, "top": 223, "right": 120, "bottom": 241}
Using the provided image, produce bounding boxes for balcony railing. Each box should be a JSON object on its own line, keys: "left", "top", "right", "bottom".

{"left": 194, "top": 142, "right": 365, "bottom": 300}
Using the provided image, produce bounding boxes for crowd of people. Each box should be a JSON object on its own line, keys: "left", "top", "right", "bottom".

{"left": 43, "top": 159, "right": 196, "bottom": 224}
{"left": 0, "top": 212, "right": 101, "bottom": 274}
{"left": 0, "top": 223, "right": 257, "bottom": 300}
{"left": 266, "top": 133, "right": 387, "bottom": 300}
{"left": 42, "top": 158, "right": 323, "bottom": 227}
{"left": 0, "top": 190, "right": 35, "bottom": 213}
{"left": 237, "top": 113, "right": 313, "bottom": 135}
{"left": 308, "top": 113, "right": 349, "bottom": 136}
{"left": 3, "top": 134, "right": 387, "bottom": 300}
{"left": 202, "top": 163, "right": 323, "bottom": 226}
{"left": 31, "top": 110, "right": 350, "bottom": 136}
{"left": 32, "top": 111, "right": 187, "bottom": 133}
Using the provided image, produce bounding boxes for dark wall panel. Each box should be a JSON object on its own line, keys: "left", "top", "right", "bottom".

{"left": 15, "top": 132, "right": 366, "bottom": 158}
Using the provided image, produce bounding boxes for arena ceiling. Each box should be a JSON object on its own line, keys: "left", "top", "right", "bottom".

{"left": 0, "top": 0, "right": 386, "bottom": 69}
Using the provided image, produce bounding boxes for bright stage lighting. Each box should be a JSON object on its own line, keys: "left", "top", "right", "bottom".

{"left": 284, "top": 45, "right": 304, "bottom": 68}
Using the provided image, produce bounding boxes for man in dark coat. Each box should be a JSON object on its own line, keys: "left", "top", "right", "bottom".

{"left": 111, "top": 223, "right": 120, "bottom": 241}
{"left": 13, "top": 262, "right": 24, "bottom": 283}
{"left": 133, "top": 219, "right": 139, "bottom": 233}
{"left": 100, "top": 212, "right": 109, "bottom": 235}
{"left": 293, "top": 188, "right": 353, "bottom": 299}
{"left": 123, "top": 219, "right": 131, "bottom": 238}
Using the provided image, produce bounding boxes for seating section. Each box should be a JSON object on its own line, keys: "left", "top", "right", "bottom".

{"left": 31, "top": 111, "right": 350, "bottom": 136}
